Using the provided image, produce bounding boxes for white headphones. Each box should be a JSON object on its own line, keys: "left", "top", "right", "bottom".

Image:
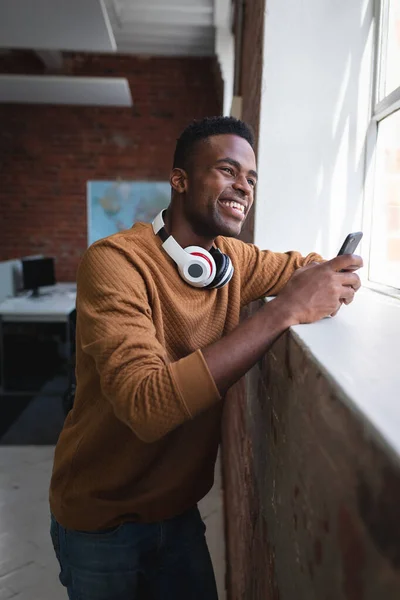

{"left": 152, "top": 210, "right": 234, "bottom": 289}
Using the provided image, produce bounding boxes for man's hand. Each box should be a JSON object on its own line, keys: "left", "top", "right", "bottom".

{"left": 275, "top": 254, "right": 363, "bottom": 325}
{"left": 203, "top": 254, "right": 362, "bottom": 395}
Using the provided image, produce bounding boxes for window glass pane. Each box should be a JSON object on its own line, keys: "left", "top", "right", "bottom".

{"left": 369, "top": 110, "right": 400, "bottom": 289}
{"left": 383, "top": 0, "right": 400, "bottom": 97}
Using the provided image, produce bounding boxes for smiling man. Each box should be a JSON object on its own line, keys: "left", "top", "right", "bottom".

{"left": 49, "top": 117, "right": 362, "bottom": 600}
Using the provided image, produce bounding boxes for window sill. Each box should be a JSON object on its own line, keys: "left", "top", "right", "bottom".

{"left": 266, "top": 287, "right": 400, "bottom": 461}
{"left": 362, "top": 280, "right": 400, "bottom": 301}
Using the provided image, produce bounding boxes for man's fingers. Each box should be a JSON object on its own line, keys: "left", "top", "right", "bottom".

{"left": 326, "top": 254, "right": 363, "bottom": 271}
{"left": 338, "top": 271, "right": 361, "bottom": 290}
{"left": 340, "top": 286, "right": 355, "bottom": 304}
{"left": 330, "top": 302, "right": 342, "bottom": 317}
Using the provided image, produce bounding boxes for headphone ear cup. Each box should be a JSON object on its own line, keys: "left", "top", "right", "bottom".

{"left": 210, "top": 247, "right": 225, "bottom": 272}
{"left": 207, "top": 249, "right": 234, "bottom": 289}
{"left": 182, "top": 246, "right": 216, "bottom": 287}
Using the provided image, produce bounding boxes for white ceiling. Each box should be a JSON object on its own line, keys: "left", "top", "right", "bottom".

{"left": 104, "top": 0, "right": 215, "bottom": 56}
{"left": 0, "top": 0, "right": 216, "bottom": 58}
{"left": 0, "top": 0, "right": 218, "bottom": 105}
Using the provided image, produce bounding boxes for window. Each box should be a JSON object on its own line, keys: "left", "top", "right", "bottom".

{"left": 368, "top": 0, "right": 400, "bottom": 290}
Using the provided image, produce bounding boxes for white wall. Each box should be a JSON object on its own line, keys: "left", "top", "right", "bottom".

{"left": 214, "top": 0, "right": 235, "bottom": 116}
{"left": 216, "top": 27, "right": 234, "bottom": 116}
{"left": 254, "top": 0, "right": 375, "bottom": 258}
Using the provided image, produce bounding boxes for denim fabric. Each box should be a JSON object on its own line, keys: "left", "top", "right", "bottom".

{"left": 50, "top": 507, "right": 218, "bottom": 600}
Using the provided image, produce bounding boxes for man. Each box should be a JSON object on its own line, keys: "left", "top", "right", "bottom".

{"left": 49, "top": 116, "right": 362, "bottom": 599}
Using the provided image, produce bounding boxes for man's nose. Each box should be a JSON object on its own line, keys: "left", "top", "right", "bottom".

{"left": 232, "top": 175, "right": 252, "bottom": 196}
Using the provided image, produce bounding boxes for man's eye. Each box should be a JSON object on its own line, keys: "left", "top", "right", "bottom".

{"left": 247, "top": 178, "right": 256, "bottom": 187}
{"left": 221, "top": 167, "right": 234, "bottom": 175}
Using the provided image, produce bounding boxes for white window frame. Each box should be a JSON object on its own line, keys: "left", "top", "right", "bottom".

{"left": 362, "top": 0, "right": 400, "bottom": 298}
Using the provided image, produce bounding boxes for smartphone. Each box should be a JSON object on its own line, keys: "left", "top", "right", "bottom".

{"left": 337, "top": 232, "right": 363, "bottom": 272}
{"left": 337, "top": 232, "right": 363, "bottom": 256}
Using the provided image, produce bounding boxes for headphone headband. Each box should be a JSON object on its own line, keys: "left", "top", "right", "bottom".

{"left": 152, "top": 210, "right": 167, "bottom": 238}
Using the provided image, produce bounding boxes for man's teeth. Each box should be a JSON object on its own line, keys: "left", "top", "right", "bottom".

{"left": 221, "top": 200, "right": 244, "bottom": 213}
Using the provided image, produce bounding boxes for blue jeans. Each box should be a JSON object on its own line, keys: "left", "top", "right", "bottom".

{"left": 50, "top": 507, "right": 219, "bottom": 600}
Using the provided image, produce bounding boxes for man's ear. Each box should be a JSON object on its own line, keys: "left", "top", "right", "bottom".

{"left": 170, "top": 168, "right": 188, "bottom": 194}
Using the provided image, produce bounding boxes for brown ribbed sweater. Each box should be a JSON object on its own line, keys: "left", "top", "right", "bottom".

{"left": 49, "top": 222, "right": 321, "bottom": 530}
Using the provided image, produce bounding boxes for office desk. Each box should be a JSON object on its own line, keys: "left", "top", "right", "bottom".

{"left": 0, "top": 283, "right": 77, "bottom": 396}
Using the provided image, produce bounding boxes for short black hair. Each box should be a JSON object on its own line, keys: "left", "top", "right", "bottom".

{"left": 173, "top": 116, "right": 255, "bottom": 170}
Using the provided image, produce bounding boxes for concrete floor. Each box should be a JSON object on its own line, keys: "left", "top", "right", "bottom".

{"left": 0, "top": 446, "right": 226, "bottom": 599}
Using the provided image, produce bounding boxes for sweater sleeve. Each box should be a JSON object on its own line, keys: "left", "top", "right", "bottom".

{"left": 76, "top": 241, "right": 221, "bottom": 443}
{"left": 223, "top": 238, "right": 324, "bottom": 307}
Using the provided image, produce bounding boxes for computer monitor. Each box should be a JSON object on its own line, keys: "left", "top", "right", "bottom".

{"left": 22, "top": 257, "right": 56, "bottom": 297}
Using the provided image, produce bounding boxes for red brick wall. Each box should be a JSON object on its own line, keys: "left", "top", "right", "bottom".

{"left": 0, "top": 53, "right": 221, "bottom": 281}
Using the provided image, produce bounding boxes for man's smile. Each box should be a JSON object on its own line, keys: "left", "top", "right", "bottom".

{"left": 217, "top": 197, "right": 247, "bottom": 219}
